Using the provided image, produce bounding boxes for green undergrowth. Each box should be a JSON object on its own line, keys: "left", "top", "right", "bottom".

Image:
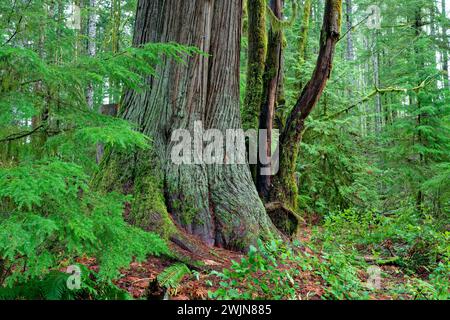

{"left": 209, "top": 209, "right": 449, "bottom": 300}
{"left": 0, "top": 159, "right": 170, "bottom": 300}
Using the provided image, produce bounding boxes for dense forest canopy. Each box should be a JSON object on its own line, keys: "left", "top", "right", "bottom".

{"left": 0, "top": 0, "right": 448, "bottom": 300}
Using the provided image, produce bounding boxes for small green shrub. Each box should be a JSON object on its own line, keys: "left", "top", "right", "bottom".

{"left": 209, "top": 240, "right": 299, "bottom": 300}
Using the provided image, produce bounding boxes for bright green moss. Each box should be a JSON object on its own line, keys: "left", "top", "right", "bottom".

{"left": 93, "top": 150, "right": 176, "bottom": 240}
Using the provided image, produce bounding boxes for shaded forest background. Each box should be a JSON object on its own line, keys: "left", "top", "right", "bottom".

{"left": 0, "top": 0, "right": 449, "bottom": 300}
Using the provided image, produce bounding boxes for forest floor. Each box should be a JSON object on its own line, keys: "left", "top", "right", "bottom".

{"left": 75, "top": 223, "right": 417, "bottom": 300}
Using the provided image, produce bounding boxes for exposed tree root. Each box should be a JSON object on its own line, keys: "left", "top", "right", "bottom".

{"left": 167, "top": 225, "right": 244, "bottom": 272}
{"left": 265, "top": 202, "right": 305, "bottom": 236}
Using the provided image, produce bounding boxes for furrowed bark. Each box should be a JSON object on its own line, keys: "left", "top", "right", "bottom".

{"left": 96, "top": 0, "right": 276, "bottom": 251}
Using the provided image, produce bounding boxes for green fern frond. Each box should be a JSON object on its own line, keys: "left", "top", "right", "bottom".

{"left": 0, "top": 286, "right": 22, "bottom": 300}
{"left": 40, "top": 272, "right": 73, "bottom": 300}
{"left": 157, "top": 263, "right": 191, "bottom": 289}
{"left": 0, "top": 272, "right": 73, "bottom": 300}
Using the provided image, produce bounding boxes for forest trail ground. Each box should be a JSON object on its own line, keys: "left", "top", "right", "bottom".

{"left": 76, "top": 224, "right": 415, "bottom": 300}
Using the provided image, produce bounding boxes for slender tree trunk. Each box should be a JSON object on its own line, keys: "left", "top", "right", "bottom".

{"left": 111, "top": 0, "right": 121, "bottom": 54}
{"left": 85, "top": 0, "right": 103, "bottom": 163}
{"left": 269, "top": 0, "right": 342, "bottom": 215}
{"left": 32, "top": 3, "right": 46, "bottom": 150}
{"left": 109, "top": 0, "right": 121, "bottom": 103}
{"left": 256, "top": 0, "right": 283, "bottom": 199}
{"left": 345, "top": 0, "right": 354, "bottom": 61}
{"left": 372, "top": 46, "right": 382, "bottom": 133}
{"left": 96, "top": 0, "right": 276, "bottom": 251}
{"left": 297, "top": 0, "right": 312, "bottom": 90}
{"left": 414, "top": 10, "right": 425, "bottom": 212}
{"left": 358, "top": 65, "right": 367, "bottom": 136}
{"left": 442, "top": 0, "right": 449, "bottom": 88}
{"left": 87, "top": 0, "right": 97, "bottom": 109}
{"left": 243, "top": 0, "right": 266, "bottom": 130}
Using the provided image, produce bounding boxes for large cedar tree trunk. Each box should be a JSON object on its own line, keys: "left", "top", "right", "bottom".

{"left": 95, "top": 0, "right": 276, "bottom": 251}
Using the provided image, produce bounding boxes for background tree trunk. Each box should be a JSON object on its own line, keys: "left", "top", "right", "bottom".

{"left": 257, "top": 0, "right": 283, "bottom": 199}
{"left": 372, "top": 38, "right": 382, "bottom": 133}
{"left": 442, "top": 0, "right": 449, "bottom": 88}
{"left": 86, "top": 0, "right": 97, "bottom": 110}
{"left": 297, "top": 0, "right": 312, "bottom": 90}
{"left": 243, "top": 0, "right": 267, "bottom": 130}
{"left": 269, "top": 0, "right": 342, "bottom": 214}
{"left": 96, "top": 0, "right": 276, "bottom": 251}
{"left": 344, "top": 0, "right": 354, "bottom": 61}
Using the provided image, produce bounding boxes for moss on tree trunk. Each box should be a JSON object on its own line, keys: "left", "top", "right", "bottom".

{"left": 243, "top": 0, "right": 267, "bottom": 131}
